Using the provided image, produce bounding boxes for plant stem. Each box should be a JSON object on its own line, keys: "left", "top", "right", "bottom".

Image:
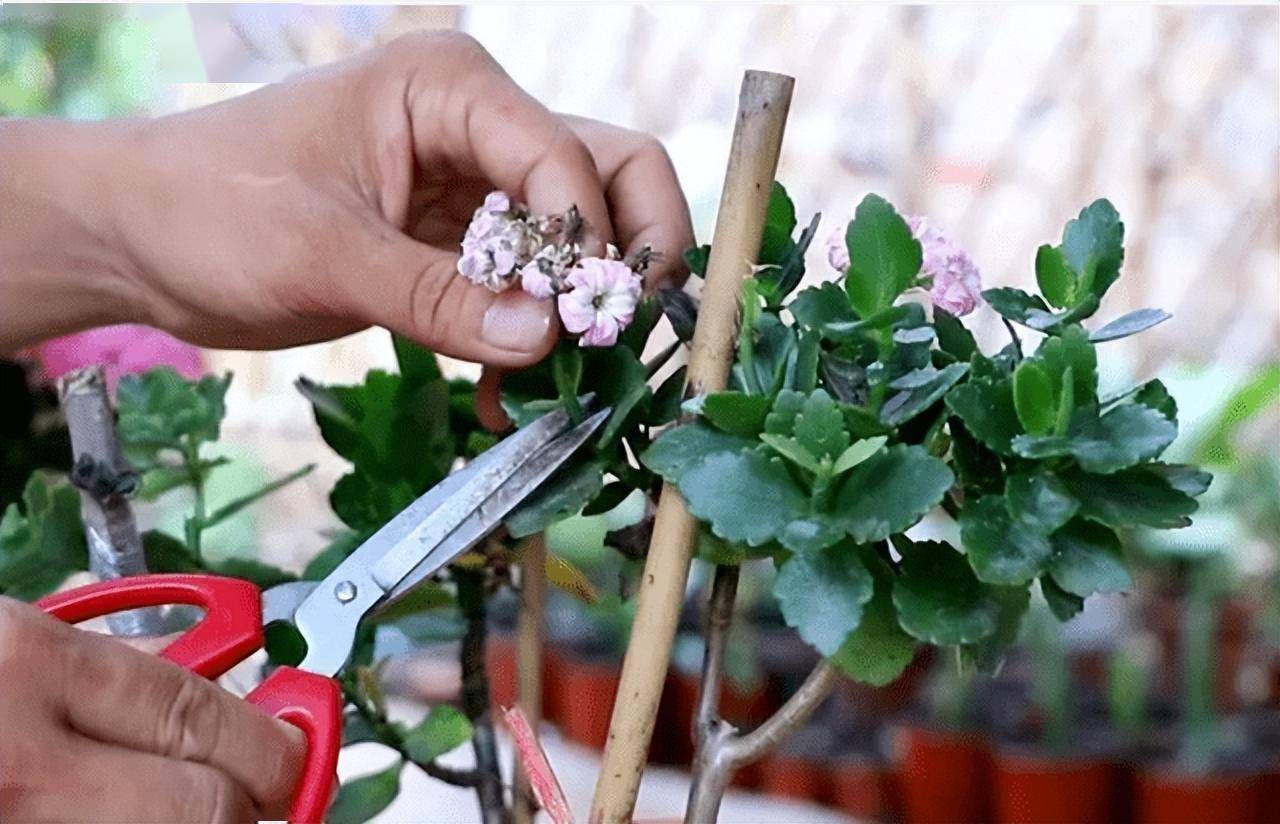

{"left": 341, "top": 680, "right": 480, "bottom": 788}
{"left": 643, "top": 340, "right": 683, "bottom": 379}
{"left": 513, "top": 536, "right": 547, "bottom": 824}
{"left": 457, "top": 571, "right": 510, "bottom": 824}
{"left": 695, "top": 565, "right": 739, "bottom": 750}
{"left": 1002, "top": 318, "right": 1024, "bottom": 360}
{"left": 686, "top": 660, "right": 839, "bottom": 822}
{"left": 183, "top": 439, "right": 206, "bottom": 561}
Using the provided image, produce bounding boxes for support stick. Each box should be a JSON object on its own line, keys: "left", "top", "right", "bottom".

{"left": 58, "top": 366, "right": 163, "bottom": 636}
{"left": 513, "top": 535, "right": 548, "bottom": 824}
{"left": 589, "top": 69, "right": 794, "bottom": 824}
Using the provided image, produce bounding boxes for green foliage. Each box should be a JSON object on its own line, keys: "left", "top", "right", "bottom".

{"left": 401, "top": 705, "right": 473, "bottom": 763}
{"left": 116, "top": 369, "right": 230, "bottom": 467}
{"left": 652, "top": 189, "right": 1206, "bottom": 684}
{"left": 328, "top": 762, "right": 404, "bottom": 824}
{"left": 0, "top": 474, "right": 87, "bottom": 599}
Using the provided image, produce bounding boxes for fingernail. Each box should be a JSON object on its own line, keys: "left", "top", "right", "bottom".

{"left": 482, "top": 291, "right": 554, "bottom": 353}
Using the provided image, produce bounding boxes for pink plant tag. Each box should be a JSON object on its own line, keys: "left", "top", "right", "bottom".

{"left": 502, "top": 705, "right": 573, "bottom": 824}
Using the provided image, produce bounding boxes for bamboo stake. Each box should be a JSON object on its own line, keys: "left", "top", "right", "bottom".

{"left": 589, "top": 69, "right": 795, "bottom": 824}
{"left": 513, "top": 534, "right": 548, "bottom": 824}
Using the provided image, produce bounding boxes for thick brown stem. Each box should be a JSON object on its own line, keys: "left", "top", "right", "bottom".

{"left": 58, "top": 366, "right": 163, "bottom": 636}
{"left": 512, "top": 535, "right": 547, "bottom": 824}
{"left": 458, "top": 571, "right": 510, "bottom": 824}
{"left": 686, "top": 661, "right": 839, "bottom": 822}
{"left": 694, "top": 565, "right": 739, "bottom": 750}
{"left": 590, "top": 69, "right": 794, "bottom": 824}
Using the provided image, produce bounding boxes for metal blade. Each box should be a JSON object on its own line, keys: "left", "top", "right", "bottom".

{"left": 290, "top": 403, "right": 606, "bottom": 676}
{"left": 378, "top": 407, "right": 610, "bottom": 609}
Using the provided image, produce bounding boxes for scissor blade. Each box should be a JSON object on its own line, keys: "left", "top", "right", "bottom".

{"left": 378, "top": 407, "right": 610, "bottom": 609}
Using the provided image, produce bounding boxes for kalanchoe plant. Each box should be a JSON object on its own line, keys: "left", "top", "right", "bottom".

{"left": 649, "top": 189, "right": 1209, "bottom": 690}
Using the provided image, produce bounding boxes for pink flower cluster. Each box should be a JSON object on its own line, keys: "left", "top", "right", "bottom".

{"left": 457, "top": 192, "right": 644, "bottom": 347}
{"left": 825, "top": 215, "right": 983, "bottom": 317}
{"left": 906, "top": 215, "right": 983, "bottom": 317}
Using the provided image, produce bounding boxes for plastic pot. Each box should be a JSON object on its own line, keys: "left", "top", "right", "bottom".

{"left": 553, "top": 653, "right": 621, "bottom": 749}
{"left": 486, "top": 634, "right": 518, "bottom": 709}
{"left": 893, "top": 725, "right": 992, "bottom": 824}
{"left": 1134, "top": 767, "right": 1265, "bottom": 824}
{"left": 758, "top": 751, "right": 827, "bottom": 802}
{"left": 992, "top": 747, "right": 1117, "bottom": 824}
{"left": 827, "top": 754, "right": 895, "bottom": 822}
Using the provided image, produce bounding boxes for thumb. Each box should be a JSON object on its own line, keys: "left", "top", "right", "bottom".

{"left": 341, "top": 229, "right": 559, "bottom": 368}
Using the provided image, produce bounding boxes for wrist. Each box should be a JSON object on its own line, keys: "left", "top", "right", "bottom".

{"left": 0, "top": 118, "right": 149, "bottom": 349}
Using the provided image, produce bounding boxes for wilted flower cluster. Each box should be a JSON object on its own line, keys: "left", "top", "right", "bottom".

{"left": 825, "top": 215, "right": 983, "bottom": 317}
{"left": 457, "top": 191, "right": 644, "bottom": 347}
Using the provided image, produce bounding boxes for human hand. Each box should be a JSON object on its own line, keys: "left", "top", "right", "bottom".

{"left": 70, "top": 32, "right": 692, "bottom": 363}
{"left": 0, "top": 597, "right": 305, "bottom": 823}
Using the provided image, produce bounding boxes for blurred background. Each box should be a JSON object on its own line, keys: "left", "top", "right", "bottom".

{"left": 2, "top": 4, "right": 1278, "bottom": 822}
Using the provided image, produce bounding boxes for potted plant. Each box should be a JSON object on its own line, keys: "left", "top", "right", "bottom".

{"left": 991, "top": 601, "right": 1119, "bottom": 824}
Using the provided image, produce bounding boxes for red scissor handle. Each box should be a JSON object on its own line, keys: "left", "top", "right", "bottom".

{"left": 37, "top": 573, "right": 263, "bottom": 678}
{"left": 37, "top": 574, "right": 342, "bottom": 823}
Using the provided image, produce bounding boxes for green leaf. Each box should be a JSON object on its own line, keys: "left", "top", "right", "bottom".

{"left": 1146, "top": 463, "right": 1212, "bottom": 498}
{"left": 1012, "top": 403, "right": 1177, "bottom": 474}
{"left": 680, "top": 450, "right": 808, "bottom": 546}
{"left": 641, "top": 423, "right": 751, "bottom": 483}
{"left": 1005, "top": 472, "right": 1078, "bottom": 534}
{"left": 1049, "top": 518, "right": 1130, "bottom": 597}
{"left": 1037, "top": 325, "right": 1097, "bottom": 406}
{"left": 552, "top": 346, "right": 584, "bottom": 417}
{"left": 142, "top": 529, "right": 200, "bottom": 572}
{"left": 881, "top": 363, "right": 969, "bottom": 427}
{"left": 303, "top": 530, "right": 362, "bottom": 581}
{"left": 968, "top": 584, "right": 1031, "bottom": 674}
{"left": 200, "top": 464, "right": 314, "bottom": 530}
{"left": 791, "top": 389, "right": 850, "bottom": 459}
{"left": 658, "top": 288, "right": 698, "bottom": 343}
{"left": 767, "top": 212, "right": 820, "bottom": 304}
{"left": 590, "top": 346, "right": 652, "bottom": 447}
{"left": 696, "top": 530, "right": 747, "bottom": 566}
{"left": 775, "top": 542, "right": 874, "bottom": 656}
{"left": 789, "top": 282, "right": 857, "bottom": 330}
{"left": 832, "top": 436, "right": 888, "bottom": 475}
{"left": 949, "top": 420, "right": 1005, "bottom": 494}
{"left": 116, "top": 369, "right": 231, "bottom": 465}
{"left": 702, "top": 392, "right": 772, "bottom": 437}
{"left": 759, "top": 433, "right": 822, "bottom": 474}
{"left": 648, "top": 366, "right": 687, "bottom": 426}
{"left": 0, "top": 475, "right": 87, "bottom": 601}
{"left": 1132, "top": 379, "right": 1177, "bottom": 421}
{"left": 893, "top": 540, "right": 998, "bottom": 645}
{"left": 330, "top": 472, "right": 417, "bottom": 534}
{"left": 960, "top": 495, "right": 1054, "bottom": 585}
{"left": 981, "top": 287, "right": 1050, "bottom": 324}
{"left": 392, "top": 335, "right": 443, "bottom": 382}
{"left": 342, "top": 710, "right": 380, "bottom": 746}
{"left": 1059, "top": 465, "right": 1200, "bottom": 529}
{"left": 945, "top": 370, "right": 1021, "bottom": 456}
{"left": 764, "top": 390, "right": 805, "bottom": 434}
{"left": 684, "top": 244, "right": 711, "bottom": 277}
{"left": 402, "top": 705, "right": 473, "bottom": 763}
{"left": 830, "top": 547, "right": 918, "bottom": 685}
{"left": 1013, "top": 361, "right": 1057, "bottom": 436}
{"left": 843, "top": 194, "right": 922, "bottom": 317}
{"left": 328, "top": 762, "right": 403, "bottom": 824}
{"left": 369, "top": 581, "right": 455, "bottom": 624}
{"left": 759, "top": 181, "right": 799, "bottom": 265}
{"left": 1035, "top": 244, "right": 1076, "bottom": 309}
{"left": 1054, "top": 366, "right": 1075, "bottom": 437}
{"left": 1090, "top": 308, "right": 1171, "bottom": 343}
{"left": 209, "top": 557, "right": 296, "bottom": 589}
{"left": 792, "top": 329, "right": 821, "bottom": 394}
{"left": 1041, "top": 576, "right": 1085, "bottom": 622}
{"left": 581, "top": 481, "right": 634, "bottom": 517}
{"left": 933, "top": 308, "right": 978, "bottom": 361}
{"left": 778, "top": 517, "right": 846, "bottom": 554}
{"left": 505, "top": 460, "right": 605, "bottom": 538}
{"left": 832, "top": 445, "right": 954, "bottom": 543}
{"left": 1061, "top": 199, "right": 1124, "bottom": 301}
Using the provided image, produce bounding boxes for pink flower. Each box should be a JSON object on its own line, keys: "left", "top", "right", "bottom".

{"left": 556, "top": 257, "right": 643, "bottom": 347}
{"left": 520, "top": 261, "right": 557, "bottom": 299}
{"left": 907, "top": 215, "right": 983, "bottom": 317}
{"left": 457, "top": 190, "right": 543, "bottom": 292}
{"left": 825, "top": 226, "right": 850, "bottom": 272}
{"left": 36, "top": 325, "right": 204, "bottom": 392}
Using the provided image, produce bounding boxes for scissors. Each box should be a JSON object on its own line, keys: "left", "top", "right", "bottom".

{"left": 36, "top": 403, "right": 610, "bottom": 823}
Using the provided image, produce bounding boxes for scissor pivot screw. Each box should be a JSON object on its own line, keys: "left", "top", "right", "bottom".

{"left": 334, "top": 581, "right": 358, "bottom": 603}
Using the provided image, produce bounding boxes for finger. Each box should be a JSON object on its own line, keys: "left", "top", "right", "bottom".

{"left": 56, "top": 627, "right": 306, "bottom": 814}
{"left": 336, "top": 228, "right": 557, "bottom": 367}
{"left": 62, "top": 733, "right": 257, "bottom": 824}
{"left": 476, "top": 367, "right": 512, "bottom": 432}
{"left": 564, "top": 115, "right": 696, "bottom": 290}
{"left": 397, "top": 33, "right": 616, "bottom": 252}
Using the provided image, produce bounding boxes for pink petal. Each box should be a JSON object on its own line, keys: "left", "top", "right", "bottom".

{"left": 521, "top": 265, "right": 557, "bottom": 299}
{"left": 557, "top": 291, "right": 597, "bottom": 334}
{"left": 483, "top": 191, "right": 511, "bottom": 213}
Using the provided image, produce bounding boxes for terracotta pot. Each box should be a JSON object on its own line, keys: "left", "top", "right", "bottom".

{"left": 992, "top": 748, "right": 1117, "bottom": 824}
{"left": 827, "top": 755, "right": 894, "bottom": 821}
{"left": 654, "top": 669, "right": 774, "bottom": 767}
{"left": 836, "top": 647, "right": 931, "bottom": 718}
{"left": 486, "top": 635, "right": 517, "bottom": 709}
{"left": 893, "top": 725, "right": 992, "bottom": 824}
{"left": 542, "top": 645, "right": 567, "bottom": 723}
{"left": 1134, "top": 768, "right": 1265, "bottom": 824}
{"left": 1143, "top": 590, "right": 1253, "bottom": 713}
{"left": 759, "top": 751, "right": 827, "bottom": 802}
{"left": 553, "top": 654, "right": 621, "bottom": 749}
